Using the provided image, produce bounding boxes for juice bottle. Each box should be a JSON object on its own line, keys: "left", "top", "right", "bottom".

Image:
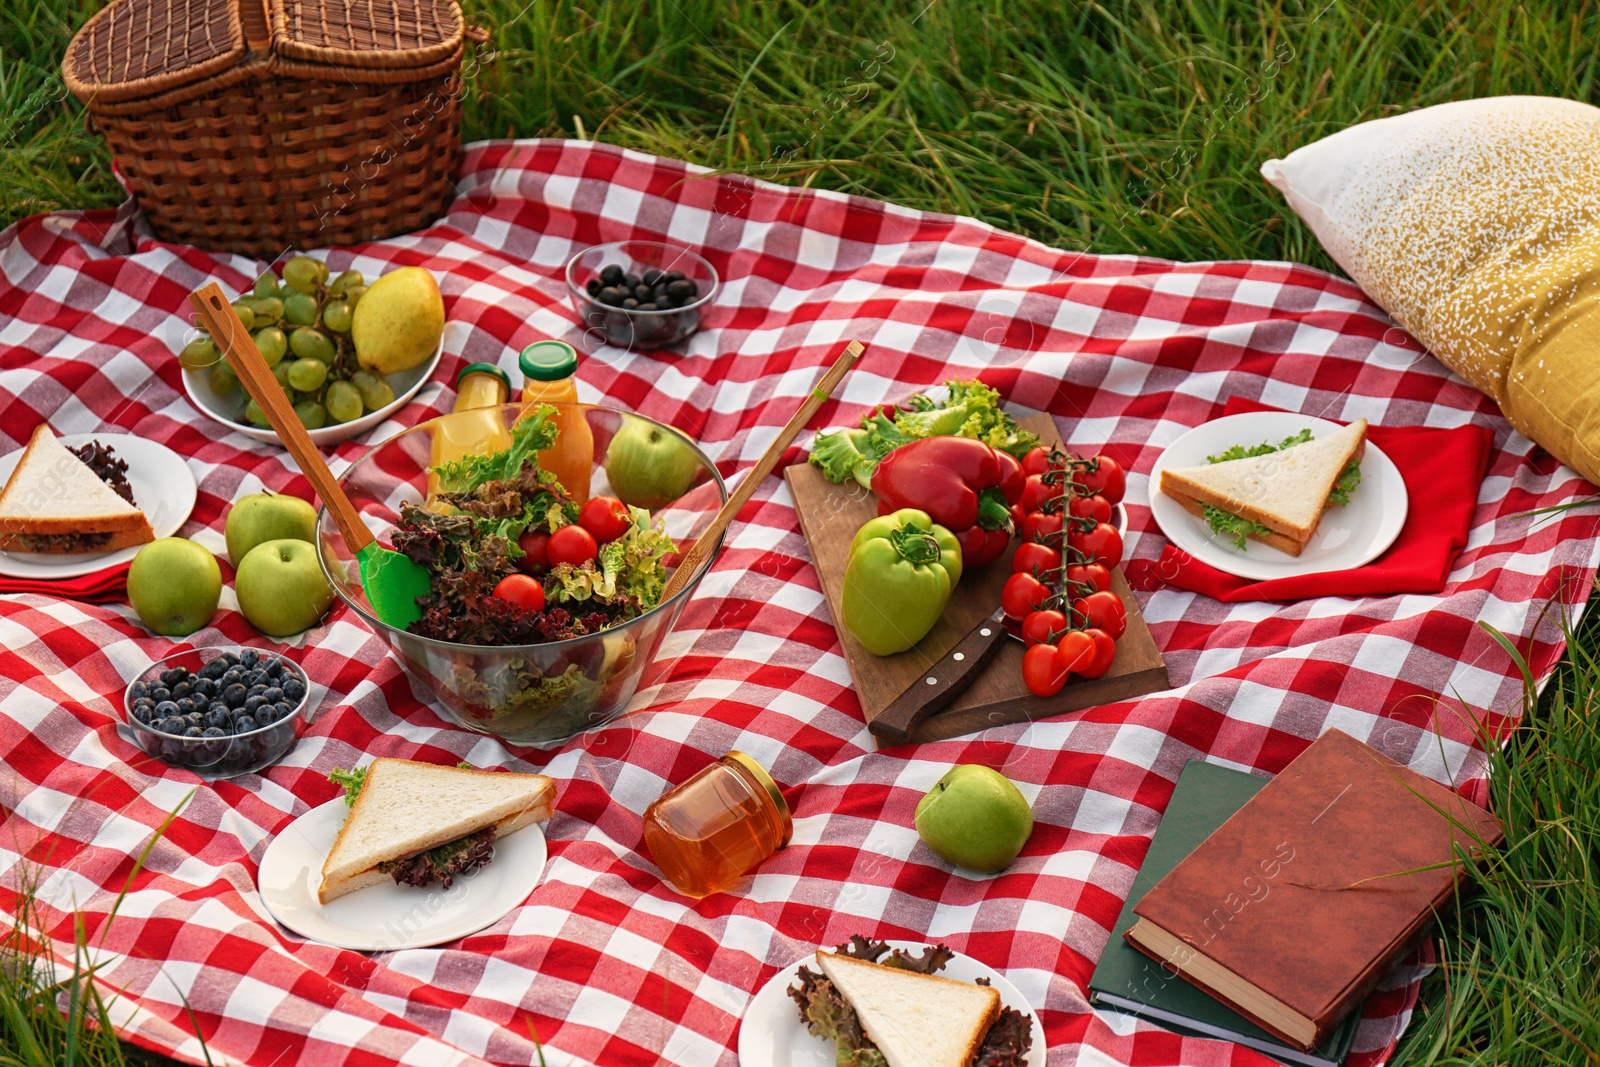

{"left": 519, "top": 340, "right": 594, "bottom": 505}
{"left": 641, "top": 751, "right": 793, "bottom": 898}
{"left": 427, "top": 362, "right": 512, "bottom": 504}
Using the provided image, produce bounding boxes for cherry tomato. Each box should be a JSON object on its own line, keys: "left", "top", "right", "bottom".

{"left": 548, "top": 523, "right": 599, "bottom": 566}
{"left": 1011, "top": 541, "right": 1060, "bottom": 577}
{"left": 1021, "top": 609, "right": 1067, "bottom": 646}
{"left": 578, "top": 495, "right": 632, "bottom": 543}
{"left": 1022, "top": 510, "right": 1064, "bottom": 544}
{"left": 517, "top": 529, "right": 550, "bottom": 575}
{"left": 1001, "top": 571, "right": 1051, "bottom": 621}
{"left": 1069, "top": 521, "right": 1124, "bottom": 567}
{"left": 1073, "top": 590, "right": 1128, "bottom": 639}
{"left": 1069, "top": 493, "right": 1112, "bottom": 524}
{"left": 1021, "top": 447, "right": 1053, "bottom": 477}
{"left": 1081, "top": 627, "right": 1116, "bottom": 678}
{"left": 1022, "top": 642, "right": 1068, "bottom": 697}
{"left": 1021, "top": 474, "right": 1052, "bottom": 515}
{"left": 1066, "top": 562, "right": 1112, "bottom": 594}
{"left": 492, "top": 573, "right": 546, "bottom": 613}
{"left": 1055, "top": 630, "right": 1096, "bottom": 675}
{"left": 1080, "top": 454, "right": 1126, "bottom": 505}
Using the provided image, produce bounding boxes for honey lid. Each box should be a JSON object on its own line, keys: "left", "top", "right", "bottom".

{"left": 456, "top": 361, "right": 511, "bottom": 393}
{"left": 519, "top": 340, "right": 579, "bottom": 382}
{"left": 725, "top": 751, "right": 793, "bottom": 848}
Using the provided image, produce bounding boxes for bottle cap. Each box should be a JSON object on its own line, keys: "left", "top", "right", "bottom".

{"left": 519, "top": 340, "right": 579, "bottom": 382}
{"left": 456, "top": 361, "right": 511, "bottom": 393}
{"left": 724, "top": 751, "right": 793, "bottom": 848}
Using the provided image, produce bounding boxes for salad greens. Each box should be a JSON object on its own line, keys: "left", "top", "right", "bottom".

{"left": 809, "top": 379, "right": 1039, "bottom": 489}
{"left": 1201, "top": 427, "right": 1361, "bottom": 546}
{"left": 329, "top": 762, "right": 472, "bottom": 806}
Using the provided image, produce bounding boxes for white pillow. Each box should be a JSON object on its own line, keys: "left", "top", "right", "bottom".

{"left": 1262, "top": 96, "right": 1600, "bottom": 483}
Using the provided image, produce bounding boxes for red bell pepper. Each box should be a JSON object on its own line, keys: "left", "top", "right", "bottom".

{"left": 871, "top": 437, "right": 1025, "bottom": 567}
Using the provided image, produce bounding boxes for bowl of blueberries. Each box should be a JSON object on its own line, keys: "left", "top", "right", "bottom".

{"left": 121, "top": 647, "right": 312, "bottom": 779}
{"left": 566, "top": 240, "right": 718, "bottom": 350}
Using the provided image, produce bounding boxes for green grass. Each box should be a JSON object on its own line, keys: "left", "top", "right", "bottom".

{"left": 3, "top": 0, "right": 1600, "bottom": 1063}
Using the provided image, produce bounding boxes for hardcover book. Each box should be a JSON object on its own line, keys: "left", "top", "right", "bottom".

{"left": 1126, "top": 729, "right": 1503, "bottom": 1051}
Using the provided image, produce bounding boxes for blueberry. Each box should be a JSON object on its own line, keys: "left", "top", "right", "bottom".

{"left": 175, "top": 699, "right": 196, "bottom": 716}
{"left": 198, "top": 661, "right": 223, "bottom": 680}
{"left": 631, "top": 284, "right": 651, "bottom": 302}
{"left": 282, "top": 679, "right": 306, "bottom": 702}
{"left": 245, "top": 695, "right": 266, "bottom": 715}
{"left": 274, "top": 700, "right": 295, "bottom": 719}
{"left": 184, "top": 726, "right": 204, "bottom": 738}
{"left": 666, "top": 279, "right": 695, "bottom": 301}
{"left": 622, "top": 272, "right": 640, "bottom": 289}
{"left": 159, "top": 667, "right": 182, "bottom": 686}
{"left": 192, "top": 677, "right": 214, "bottom": 699}
{"left": 240, "top": 649, "right": 259, "bottom": 668}
{"left": 266, "top": 658, "right": 286, "bottom": 676}
{"left": 642, "top": 268, "right": 662, "bottom": 286}
{"left": 130, "top": 681, "right": 150, "bottom": 701}
{"left": 219, "top": 651, "right": 240, "bottom": 666}
{"left": 172, "top": 681, "right": 192, "bottom": 700}
{"left": 149, "top": 686, "right": 171, "bottom": 703}
{"left": 204, "top": 706, "right": 231, "bottom": 730}
{"left": 201, "top": 726, "right": 226, "bottom": 739}
{"left": 254, "top": 705, "right": 279, "bottom": 726}
{"left": 623, "top": 298, "right": 639, "bottom": 310}
{"left": 223, "top": 684, "right": 247, "bottom": 707}
{"left": 637, "top": 303, "right": 658, "bottom": 311}
{"left": 129, "top": 704, "right": 152, "bottom": 724}
{"left": 260, "top": 687, "right": 282, "bottom": 705}
{"left": 585, "top": 277, "right": 602, "bottom": 296}
{"left": 599, "top": 264, "right": 624, "bottom": 286}
{"left": 598, "top": 286, "right": 625, "bottom": 306}
{"left": 152, "top": 700, "right": 178, "bottom": 718}
{"left": 233, "top": 715, "right": 257, "bottom": 734}
{"left": 245, "top": 670, "right": 268, "bottom": 687}
{"left": 185, "top": 711, "right": 204, "bottom": 729}
{"left": 245, "top": 682, "right": 266, "bottom": 698}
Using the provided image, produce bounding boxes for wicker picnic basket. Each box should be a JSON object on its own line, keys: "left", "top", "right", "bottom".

{"left": 62, "top": 0, "right": 469, "bottom": 256}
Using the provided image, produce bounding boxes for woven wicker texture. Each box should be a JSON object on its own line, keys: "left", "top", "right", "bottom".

{"left": 63, "top": 0, "right": 467, "bottom": 255}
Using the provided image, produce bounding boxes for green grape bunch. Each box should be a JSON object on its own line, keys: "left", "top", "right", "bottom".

{"left": 182, "top": 255, "right": 398, "bottom": 432}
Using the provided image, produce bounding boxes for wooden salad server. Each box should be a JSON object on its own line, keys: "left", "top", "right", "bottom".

{"left": 660, "top": 339, "right": 865, "bottom": 602}
{"left": 189, "top": 283, "right": 430, "bottom": 630}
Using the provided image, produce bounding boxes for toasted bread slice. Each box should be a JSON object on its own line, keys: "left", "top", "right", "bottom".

{"left": 0, "top": 425, "right": 153, "bottom": 550}
{"left": 1161, "top": 487, "right": 1312, "bottom": 556}
{"left": 814, "top": 951, "right": 1001, "bottom": 1067}
{"left": 317, "top": 758, "right": 555, "bottom": 903}
{"left": 1159, "top": 420, "right": 1367, "bottom": 546}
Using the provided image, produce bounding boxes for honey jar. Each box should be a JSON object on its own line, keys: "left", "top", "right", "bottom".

{"left": 642, "top": 751, "right": 792, "bottom": 898}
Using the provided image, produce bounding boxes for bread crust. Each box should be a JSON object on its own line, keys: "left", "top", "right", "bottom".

{"left": 0, "top": 425, "right": 153, "bottom": 546}
{"left": 1163, "top": 488, "right": 1311, "bottom": 556}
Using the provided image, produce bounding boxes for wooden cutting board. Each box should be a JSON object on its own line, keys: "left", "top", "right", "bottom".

{"left": 785, "top": 415, "right": 1168, "bottom": 745}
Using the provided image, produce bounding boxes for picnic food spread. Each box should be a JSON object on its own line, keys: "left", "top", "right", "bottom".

{"left": 0, "top": 426, "right": 154, "bottom": 553}
{"left": 3, "top": 137, "right": 1592, "bottom": 1067}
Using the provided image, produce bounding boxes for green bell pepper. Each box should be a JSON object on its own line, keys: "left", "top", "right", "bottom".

{"left": 841, "top": 508, "right": 963, "bottom": 656}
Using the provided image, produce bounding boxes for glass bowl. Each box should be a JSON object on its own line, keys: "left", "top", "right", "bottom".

{"left": 566, "top": 241, "right": 719, "bottom": 350}
{"left": 316, "top": 403, "right": 728, "bottom": 748}
{"left": 121, "top": 647, "right": 312, "bottom": 779}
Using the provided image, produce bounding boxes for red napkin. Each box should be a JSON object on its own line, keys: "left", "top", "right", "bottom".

{"left": 1136, "top": 399, "right": 1492, "bottom": 602}
{"left": 0, "top": 561, "right": 131, "bottom": 604}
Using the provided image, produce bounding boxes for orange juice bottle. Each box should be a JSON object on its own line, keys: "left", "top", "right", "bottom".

{"left": 427, "top": 362, "right": 512, "bottom": 504}
{"left": 641, "top": 752, "right": 792, "bottom": 898}
{"left": 519, "top": 340, "right": 593, "bottom": 505}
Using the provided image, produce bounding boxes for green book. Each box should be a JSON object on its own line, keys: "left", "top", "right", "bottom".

{"left": 1088, "top": 761, "right": 1361, "bottom": 1067}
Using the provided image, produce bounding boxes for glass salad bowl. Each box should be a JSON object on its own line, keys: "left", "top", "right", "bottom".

{"left": 316, "top": 403, "right": 727, "bottom": 748}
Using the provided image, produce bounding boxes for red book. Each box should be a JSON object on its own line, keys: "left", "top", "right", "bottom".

{"left": 1126, "top": 729, "right": 1502, "bottom": 1050}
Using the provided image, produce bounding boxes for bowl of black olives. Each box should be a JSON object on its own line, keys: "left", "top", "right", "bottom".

{"left": 566, "top": 241, "right": 718, "bottom": 350}
{"left": 121, "top": 647, "right": 313, "bottom": 779}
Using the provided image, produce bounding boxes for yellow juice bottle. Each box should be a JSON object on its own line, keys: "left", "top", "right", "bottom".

{"left": 519, "top": 340, "right": 593, "bottom": 505}
{"left": 427, "top": 362, "right": 512, "bottom": 505}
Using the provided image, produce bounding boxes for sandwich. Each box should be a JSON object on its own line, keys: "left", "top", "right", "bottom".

{"left": 0, "top": 425, "right": 153, "bottom": 553}
{"left": 318, "top": 758, "right": 555, "bottom": 903}
{"left": 1158, "top": 420, "right": 1367, "bottom": 556}
{"left": 789, "top": 936, "right": 1034, "bottom": 1067}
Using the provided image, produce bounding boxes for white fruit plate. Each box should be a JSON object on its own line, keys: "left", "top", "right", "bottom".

{"left": 182, "top": 339, "right": 443, "bottom": 447}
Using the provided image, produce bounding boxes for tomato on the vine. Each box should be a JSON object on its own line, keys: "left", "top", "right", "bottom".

{"left": 1081, "top": 627, "right": 1116, "bottom": 678}
{"left": 1001, "top": 571, "right": 1051, "bottom": 620}
{"left": 493, "top": 573, "right": 546, "bottom": 613}
{"left": 1080, "top": 455, "right": 1126, "bottom": 505}
{"left": 1021, "top": 447, "right": 1053, "bottom": 477}
{"left": 1022, "top": 510, "right": 1064, "bottom": 544}
{"left": 578, "top": 495, "right": 632, "bottom": 543}
{"left": 1021, "top": 474, "right": 1053, "bottom": 515}
{"left": 1073, "top": 590, "right": 1128, "bottom": 639}
{"left": 1021, "top": 608, "right": 1067, "bottom": 646}
{"left": 1055, "top": 630, "right": 1096, "bottom": 675}
{"left": 1068, "top": 521, "right": 1123, "bottom": 567}
{"left": 1011, "top": 541, "right": 1059, "bottom": 577}
{"left": 548, "top": 524, "right": 599, "bottom": 566}
{"left": 1066, "top": 562, "right": 1112, "bottom": 594}
{"left": 1068, "top": 493, "right": 1112, "bottom": 524}
{"left": 1022, "top": 642, "right": 1068, "bottom": 697}
{"left": 517, "top": 529, "right": 550, "bottom": 575}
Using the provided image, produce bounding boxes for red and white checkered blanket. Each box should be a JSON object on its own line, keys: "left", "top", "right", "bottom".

{"left": 1, "top": 140, "right": 1595, "bottom": 1067}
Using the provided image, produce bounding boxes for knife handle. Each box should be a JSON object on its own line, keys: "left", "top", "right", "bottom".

{"left": 869, "top": 611, "right": 1010, "bottom": 747}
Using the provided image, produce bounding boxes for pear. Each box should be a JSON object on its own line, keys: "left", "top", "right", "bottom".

{"left": 351, "top": 266, "right": 445, "bottom": 375}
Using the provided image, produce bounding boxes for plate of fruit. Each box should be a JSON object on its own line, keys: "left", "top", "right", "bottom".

{"left": 178, "top": 256, "right": 444, "bottom": 446}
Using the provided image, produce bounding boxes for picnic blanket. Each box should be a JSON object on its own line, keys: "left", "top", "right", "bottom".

{"left": 2, "top": 139, "right": 1597, "bottom": 1067}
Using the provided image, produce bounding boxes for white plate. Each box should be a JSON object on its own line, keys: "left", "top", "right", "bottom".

{"left": 0, "top": 433, "right": 198, "bottom": 579}
{"left": 738, "top": 940, "right": 1047, "bottom": 1066}
{"left": 1147, "top": 411, "right": 1409, "bottom": 581}
{"left": 182, "top": 340, "right": 443, "bottom": 447}
{"left": 257, "top": 798, "right": 548, "bottom": 951}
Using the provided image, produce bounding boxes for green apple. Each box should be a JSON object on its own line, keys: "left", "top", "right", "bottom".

{"left": 128, "top": 538, "right": 221, "bottom": 636}
{"left": 234, "top": 538, "right": 334, "bottom": 636}
{"left": 604, "top": 418, "right": 701, "bottom": 510}
{"left": 914, "top": 764, "right": 1034, "bottom": 874}
{"left": 225, "top": 490, "right": 318, "bottom": 566}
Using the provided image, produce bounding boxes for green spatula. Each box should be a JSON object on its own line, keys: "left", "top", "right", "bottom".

{"left": 189, "top": 283, "right": 430, "bottom": 630}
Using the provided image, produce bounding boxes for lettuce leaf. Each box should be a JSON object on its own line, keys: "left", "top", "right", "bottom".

{"left": 1327, "top": 459, "right": 1362, "bottom": 506}
{"left": 432, "top": 405, "right": 560, "bottom": 495}
{"left": 1202, "top": 503, "right": 1275, "bottom": 549}
{"left": 1206, "top": 427, "right": 1311, "bottom": 464}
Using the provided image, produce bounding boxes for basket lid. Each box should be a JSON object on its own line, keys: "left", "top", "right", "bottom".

{"left": 63, "top": 0, "right": 464, "bottom": 105}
